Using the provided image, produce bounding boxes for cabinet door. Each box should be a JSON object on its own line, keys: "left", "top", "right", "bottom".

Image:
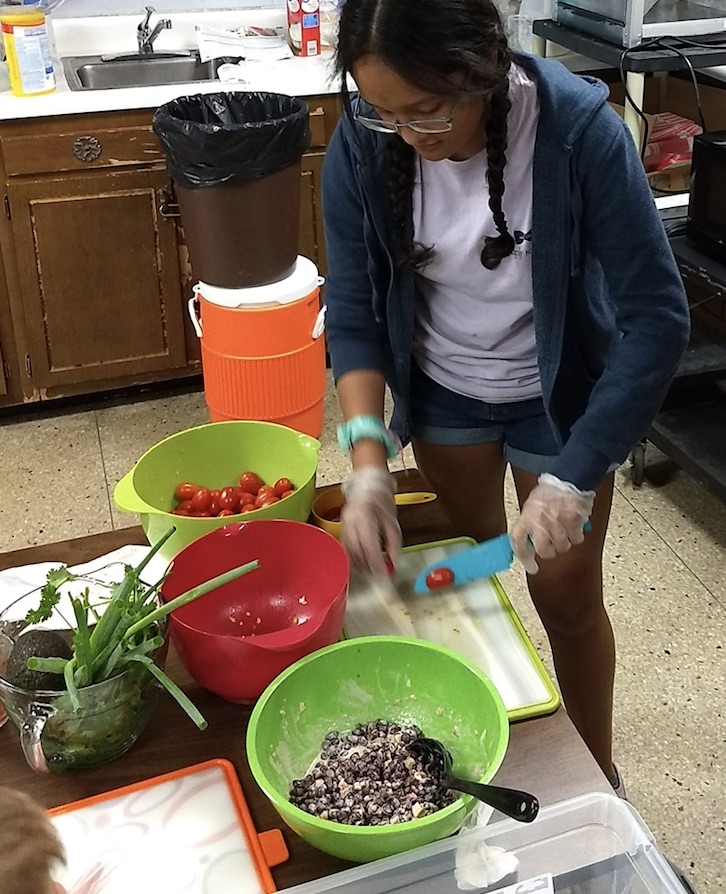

{"left": 299, "top": 152, "right": 327, "bottom": 276}
{"left": 7, "top": 168, "right": 186, "bottom": 391}
{"left": 0, "top": 340, "right": 6, "bottom": 396}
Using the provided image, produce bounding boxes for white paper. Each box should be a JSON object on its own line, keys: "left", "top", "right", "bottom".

{"left": 195, "top": 24, "right": 293, "bottom": 63}
{"left": 0, "top": 545, "right": 159, "bottom": 628}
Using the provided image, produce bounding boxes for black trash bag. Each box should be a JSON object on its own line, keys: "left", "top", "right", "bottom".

{"left": 152, "top": 91, "right": 310, "bottom": 189}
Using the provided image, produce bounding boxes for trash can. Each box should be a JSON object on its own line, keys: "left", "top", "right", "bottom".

{"left": 188, "top": 255, "right": 327, "bottom": 438}
{"left": 153, "top": 92, "right": 311, "bottom": 289}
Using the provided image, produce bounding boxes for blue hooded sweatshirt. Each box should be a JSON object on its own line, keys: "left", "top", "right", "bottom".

{"left": 321, "top": 54, "right": 690, "bottom": 491}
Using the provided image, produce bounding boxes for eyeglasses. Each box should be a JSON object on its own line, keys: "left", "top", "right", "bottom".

{"left": 353, "top": 95, "right": 461, "bottom": 135}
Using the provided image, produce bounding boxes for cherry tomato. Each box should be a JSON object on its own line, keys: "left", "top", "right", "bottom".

{"left": 256, "top": 485, "right": 276, "bottom": 500}
{"left": 238, "top": 491, "right": 256, "bottom": 508}
{"left": 241, "top": 503, "right": 257, "bottom": 513}
{"left": 209, "top": 497, "right": 221, "bottom": 517}
{"left": 176, "top": 499, "right": 193, "bottom": 513}
{"left": 274, "top": 477, "right": 294, "bottom": 497}
{"left": 239, "top": 471, "right": 264, "bottom": 495}
{"left": 190, "top": 488, "right": 212, "bottom": 512}
{"left": 218, "top": 487, "right": 239, "bottom": 513}
{"left": 425, "top": 567, "right": 455, "bottom": 589}
{"left": 218, "top": 509, "right": 235, "bottom": 517}
{"left": 172, "top": 508, "right": 190, "bottom": 516}
{"left": 258, "top": 495, "right": 280, "bottom": 508}
{"left": 279, "top": 489, "right": 294, "bottom": 500}
{"left": 254, "top": 491, "right": 277, "bottom": 508}
{"left": 210, "top": 489, "right": 222, "bottom": 501}
{"left": 191, "top": 510, "right": 212, "bottom": 518}
{"left": 175, "top": 482, "right": 200, "bottom": 502}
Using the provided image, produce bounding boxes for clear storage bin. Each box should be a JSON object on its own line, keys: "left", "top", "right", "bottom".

{"left": 281, "top": 792, "right": 690, "bottom": 894}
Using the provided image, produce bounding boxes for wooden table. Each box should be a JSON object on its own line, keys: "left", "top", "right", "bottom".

{"left": 0, "top": 472, "right": 611, "bottom": 890}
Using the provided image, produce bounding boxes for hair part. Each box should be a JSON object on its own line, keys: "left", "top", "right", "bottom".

{"left": 335, "top": 0, "right": 515, "bottom": 270}
{"left": 0, "top": 787, "right": 65, "bottom": 894}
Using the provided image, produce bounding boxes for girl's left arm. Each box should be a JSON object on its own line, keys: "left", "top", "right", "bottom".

{"left": 550, "top": 110, "right": 690, "bottom": 490}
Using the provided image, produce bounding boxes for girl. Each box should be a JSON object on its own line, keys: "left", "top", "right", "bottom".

{"left": 322, "top": 0, "right": 690, "bottom": 789}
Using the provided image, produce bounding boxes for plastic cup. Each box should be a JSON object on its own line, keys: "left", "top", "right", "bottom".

{"left": 508, "top": 14, "right": 535, "bottom": 54}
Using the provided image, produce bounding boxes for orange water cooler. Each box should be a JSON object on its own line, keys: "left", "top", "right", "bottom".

{"left": 188, "top": 256, "right": 327, "bottom": 438}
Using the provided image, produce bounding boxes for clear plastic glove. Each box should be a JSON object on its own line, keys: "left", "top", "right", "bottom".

{"left": 510, "top": 473, "right": 595, "bottom": 575}
{"left": 340, "top": 466, "right": 401, "bottom": 576}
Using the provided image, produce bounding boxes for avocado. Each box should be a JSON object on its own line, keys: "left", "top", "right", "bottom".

{"left": 3, "top": 629, "right": 73, "bottom": 691}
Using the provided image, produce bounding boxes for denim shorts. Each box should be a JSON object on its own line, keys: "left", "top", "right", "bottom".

{"left": 408, "top": 361, "right": 562, "bottom": 476}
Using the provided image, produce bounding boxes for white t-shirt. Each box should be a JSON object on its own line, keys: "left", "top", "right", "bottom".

{"left": 412, "top": 63, "right": 541, "bottom": 403}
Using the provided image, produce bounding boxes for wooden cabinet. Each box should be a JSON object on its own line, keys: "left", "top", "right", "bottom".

{"left": 298, "top": 96, "right": 339, "bottom": 277}
{"left": 0, "top": 94, "right": 340, "bottom": 410}
{"left": 0, "top": 340, "right": 7, "bottom": 396}
{"left": 7, "top": 168, "right": 186, "bottom": 393}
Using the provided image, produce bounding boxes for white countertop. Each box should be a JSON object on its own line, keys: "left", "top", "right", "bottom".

{"left": 0, "top": 10, "right": 341, "bottom": 121}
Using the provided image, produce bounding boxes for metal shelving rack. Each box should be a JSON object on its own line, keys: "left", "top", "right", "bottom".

{"left": 633, "top": 237, "right": 726, "bottom": 501}
{"left": 532, "top": 19, "right": 726, "bottom": 146}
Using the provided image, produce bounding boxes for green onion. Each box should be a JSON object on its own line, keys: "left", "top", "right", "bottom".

{"left": 128, "top": 654, "right": 208, "bottom": 730}
{"left": 123, "top": 559, "right": 260, "bottom": 640}
{"left": 26, "top": 657, "right": 69, "bottom": 674}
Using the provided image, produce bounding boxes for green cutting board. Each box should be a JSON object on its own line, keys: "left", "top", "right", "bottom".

{"left": 343, "top": 538, "right": 560, "bottom": 722}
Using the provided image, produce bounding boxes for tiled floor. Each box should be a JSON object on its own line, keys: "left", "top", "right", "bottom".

{"left": 1, "top": 376, "right": 724, "bottom": 893}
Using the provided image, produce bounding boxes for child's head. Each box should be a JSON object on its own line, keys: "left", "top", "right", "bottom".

{"left": 336, "top": 0, "right": 509, "bottom": 100}
{"left": 0, "top": 787, "right": 66, "bottom": 894}
{"left": 335, "top": 0, "right": 516, "bottom": 270}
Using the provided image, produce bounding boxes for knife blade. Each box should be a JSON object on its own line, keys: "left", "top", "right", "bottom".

{"left": 413, "top": 533, "right": 514, "bottom": 594}
{"left": 413, "top": 523, "right": 592, "bottom": 594}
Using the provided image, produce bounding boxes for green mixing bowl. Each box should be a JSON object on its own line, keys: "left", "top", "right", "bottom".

{"left": 246, "top": 636, "right": 509, "bottom": 863}
{"left": 114, "top": 420, "right": 320, "bottom": 562}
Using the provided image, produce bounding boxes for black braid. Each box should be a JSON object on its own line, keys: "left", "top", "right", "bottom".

{"left": 480, "top": 82, "right": 515, "bottom": 270}
{"left": 386, "top": 137, "right": 433, "bottom": 268}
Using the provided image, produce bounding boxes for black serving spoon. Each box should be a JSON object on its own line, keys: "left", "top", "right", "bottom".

{"left": 409, "top": 737, "right": 539, "bottom": 823}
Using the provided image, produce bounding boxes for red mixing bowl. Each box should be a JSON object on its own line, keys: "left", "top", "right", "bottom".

{"left": 160, "top": 519, "right": 350, "bottom": 703}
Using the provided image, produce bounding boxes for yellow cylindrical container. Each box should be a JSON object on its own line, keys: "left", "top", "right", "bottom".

{"left": 1, "top": 5, "right": 55, "bottom": 97}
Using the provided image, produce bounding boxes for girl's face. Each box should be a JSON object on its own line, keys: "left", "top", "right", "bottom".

{"left": 351, "top": 54, "right": 488, "bottom": 162}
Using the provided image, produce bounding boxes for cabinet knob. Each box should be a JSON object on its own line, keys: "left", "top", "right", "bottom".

{"left": 72, "top": 136, "right": 102, "bottom": 163}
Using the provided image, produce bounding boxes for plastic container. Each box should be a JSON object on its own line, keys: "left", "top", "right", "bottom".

{"left": 189, "top": 256, "right": 327, "bottom": 438}
{"left": 113, "top": 420, "right": 321, "bottom": 562}
{"left": 160, "top": 520, "right": 350, "bottom": 703}
{"left": 1, "top": 3, "right": 55, "bottom": 97}
{"left": 246, "top": 636, "right": 509, "bottom": 863}
{"left": 279, "top": 791, "right": 691, "bottom": 894}
{"left": 175, "top": 160, "right": 301, "bottom": 287}
{"left": 153, "top": 92, "right": 310, "bottom": 288}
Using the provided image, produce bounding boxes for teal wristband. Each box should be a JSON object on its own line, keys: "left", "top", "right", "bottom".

{"left": 337, "top": 415, "right": 400, "bottom": 460}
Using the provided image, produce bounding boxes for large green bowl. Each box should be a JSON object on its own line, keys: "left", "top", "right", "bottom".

{"left": 246, "top": 636, "right": 509, "bottom": 863}
{"left": 113, "top": 420, "right": 320, "bottom": 562}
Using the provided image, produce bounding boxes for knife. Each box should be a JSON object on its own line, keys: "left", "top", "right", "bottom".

{"left": 413, "top": 523, "right": 592, "bottom": 594}
{"left": 413, "top": 534, "right": 515, "bottom": 594}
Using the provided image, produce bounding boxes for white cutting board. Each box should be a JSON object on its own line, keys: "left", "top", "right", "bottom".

{"left": 49, "top": 760, "right": 286, "bottom": 894}
{"left": 343, "top": 539, "right": 559, "bottom": 721}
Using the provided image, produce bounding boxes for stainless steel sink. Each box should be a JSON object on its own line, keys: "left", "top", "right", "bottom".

{"left": 62, "top": 52, "right": 218, "bottom": 91}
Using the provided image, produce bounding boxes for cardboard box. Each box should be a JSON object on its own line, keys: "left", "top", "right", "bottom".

{"left": 609, "top": 102, "right": 696, "bottom": 193}
{"left": 647, "top": 162, "right": 691, "bottom": 194}
{"left": 286, "top": 0, "right": 321, "bottom": 57}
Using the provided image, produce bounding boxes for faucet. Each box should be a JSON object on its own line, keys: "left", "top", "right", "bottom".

{"left": 137, "top": 6, "right": 172, "bottom": 54}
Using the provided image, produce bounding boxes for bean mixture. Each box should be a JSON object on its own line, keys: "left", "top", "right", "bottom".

{"left": 289, "top": 719, "right": 454, "bottom": 825}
